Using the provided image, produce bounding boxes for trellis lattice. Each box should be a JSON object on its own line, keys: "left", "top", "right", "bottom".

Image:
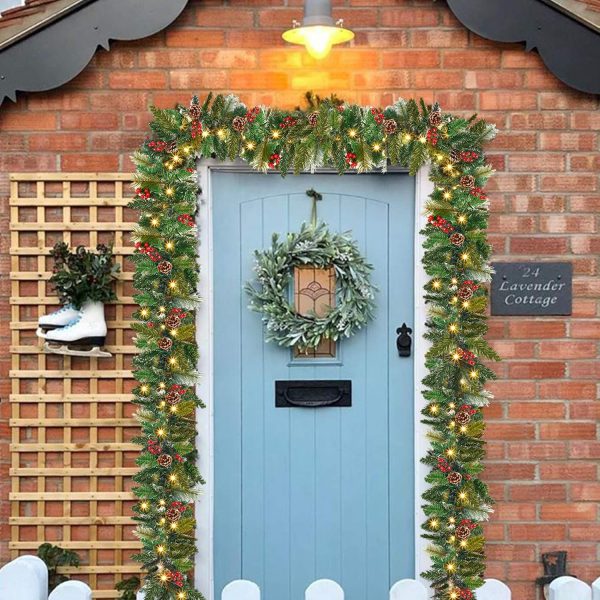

{"left": 9, "top": 173, "right": 140, "bottom": 599}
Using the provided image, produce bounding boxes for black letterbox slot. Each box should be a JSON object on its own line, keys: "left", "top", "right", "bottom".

{"left": 275, "top": 380, "right": 351, "bottom": 408}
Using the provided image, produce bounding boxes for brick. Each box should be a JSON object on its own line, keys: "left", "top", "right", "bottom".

{"left": 571, "top": 483, "right": 600, "bottom": 501}
{"left": 540, "top": 422, "right": 597, "bottom": 440}
{"left": 569, "top": 442, "right": 600, "bottom": 459}
{"left": 0, "top": 111, "right": 56, "bottom": 131}
{"left": 509, "top": 524, "right": 567, "bottom": 541}
{"left": 483, "top": 462, "right": 536, "bottom": 480}
{"left": 108, "top": 71, "right": 167, "bottom": 89}
{"left": 540, "top": 132, "right": 597, "bottom": 151}
{"left": 509, "top": 236, "right": 569, "bottom": 254}
{"left": 508, "top": 153, "right": 565, "bottom": 172}
{"left": 508, "top": 403, "right": 566, "bottom": 420}
{"left": 485, "top": 423, "right": 535, "bottom": 441}
{"left": 507, "top": 442, "right": 567, "bottom": 460}
{"left": 382, "top": 50, "right": 440, "bottom": 69}
{"left": 541, "top": 503, "right": 597, "bottom": 521}
{"left": 61, "top": 153, "right": 119, "bottom": 171}
{"left": 480, "top": 91, "right": 538, "bottom": 110}
{"left": 539, "top": 341, "right": 597, "bottom": 359}
{"left": 197, "top": 7, "right": 254, "bottom": 27}
{"left": 569, "top": 525, "right": 600, "bottom": 541}
{"left": 60, "top": 112, "right": 119, "bottom": 130}
{"left": 538, "top": 381, "right": 597, "bottom": 400}
{"left": 540, "top": 463, "right": 598, "bottom": 480}
{"left": 508, "top": 362, "right": 565, "bottom": 379}
{"left": 166, "top": 29, "right": 226, "bottom": 47}
{"left": 381, "top": 8, "right": 439, "bottom": 27}
{"left": 509, "top": 484, "right": 567, "bottom": 501}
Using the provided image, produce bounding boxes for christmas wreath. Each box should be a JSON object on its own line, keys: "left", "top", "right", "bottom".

{"left": 245, "top": 222, "right": 376, "bottom": 350}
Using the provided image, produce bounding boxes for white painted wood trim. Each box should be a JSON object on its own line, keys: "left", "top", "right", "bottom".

{"left": 195, "top": 162, "right": 433, "bottom": 599}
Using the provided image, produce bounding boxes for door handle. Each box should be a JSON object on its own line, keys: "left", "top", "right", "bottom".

{"left": 396, "top": 323, "right": 412, "bottom": 357}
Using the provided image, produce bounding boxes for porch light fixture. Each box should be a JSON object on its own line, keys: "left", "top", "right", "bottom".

{"left": 282, "top": 0, "right": 354, "bottom": 60}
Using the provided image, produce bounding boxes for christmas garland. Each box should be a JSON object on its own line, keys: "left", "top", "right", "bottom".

{"left": 245, "top": 221, "right": 376, "bottom": 350}
{"left": 130, "top": 93, "right": 498, "bottom": 600}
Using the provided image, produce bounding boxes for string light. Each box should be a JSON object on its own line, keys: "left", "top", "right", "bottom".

{"left": 460, "top": 425, "right": 468, "bottom": 433}
{"left": 201, "top": 129, "right": 210, "bottom": 138}
{"left": 178, "top": 593, "right": 186, "bottom": 600}
{"left": 418, "top": 135, "right": 427, "bottom": 144}
{"left": 140, "top": 308, "right": 149, "bottom": 318}
{"left": 246, "top": 141, "right": 256, "bottom": 150}
{"left": 451, "top": 351, "right": 461, "bottom": 361}
{"left": 160, "top": 573, "right": 169, "bottom": 582}
{"left": 459, "top": 492, "right": 467, "bottom": 500}
{"left": 159, "top": 517, "right": 166, "bottom": 525}
{"left": 140, "top": 385, "right": 149, "bottom": 394}
{"left": 449, "top": 323, "right": 458, "bottom": 333}
{"left": 432, "top": 280, "right": 442, "bottom": 290}
{"left": 449, "top": 517, "right": 456, "bottom": 524}
{"left": 446, "top": 448, "right": 456, "bottom": 458}
{"left": 216, "top": 128, "right": 226, "bottom": 139}
{"left": 470, "top": 370, "right": 479, "bottom": 379}
{"left": 151, "top": 217, "right": 160, "bottom": 227}
{"left": 443, "top": 191, "right": 452, "bottom": 200}
{"left": 165, "top": 187, "right": 174, "bottom": 196}
{"left": 156, "top": 545, "right": 165, "bottom": 554}
{"left": 450, "top": 296, "right": 458, "bottom": 304}
{"left": 159, "top": 307, "right": 166, "bottom": 314}
{"left": 159, "top": 382, "right": 166, "bottom": 389}
{"left": 462, "top": 301, "right": 470, "bottom": 309}
{"left": 446, "top": 562, "right": 456, "bottom": 572}
{"left": 159, "top": 400, "right": 167, "bottom": 408}
{"left": 429, "top": 404, "right": 439, "bottom": 414}
{"left": 451, "top": 278, "right": 458, "bottom": 285}
{"left": 170, "top": 522, "right": 178, "bottom": 530}
{"left": 460, "top": 378, "right": 467, "bottom": 386}
{"left": 348, "top": 128, "right": 357, "bottom": 138}
{"left": 159, "top": 499, "right": 166, "bottom": 506}
{"left": 429, "top": 519, "right": 439, "bottom": 529}
{"left": 157, "top": 428, "right": 166, "bottom": 437}
{"left": 460, "top": 253, "right": 469, "bottom": 261}
{"left": 165, "top": 241, "right": 174, "bottom": 250}
{"left": 372, "top": 143, "right": 381, "bottom": 152}
{"left": 169, "top": 474, "right": 177, "bottom": 483}
{"left": 183, "top": 146, "right": 192, "bottom": 154}
{"left": 140, "top": 501, "right": 149, "bottom": 511}
{"left": 449, "top": 402, "right": 455, "bottom": 409}
{"left": 169, "top": 281, "right": 177, "bottom": 290}
{"left": 169, "top": 357, "right": 177, "bottom": 366}
{"left": 170, "top": 405, "right": 177, "bottom": 413}
{"left": 458, "top": 214, "right": 467, "bottom": 224}
{"left": 271, "top": 130, "right": 281, "bottom": 139}
{"left": 402, "top": 133, "right": 412, "bottom": 143}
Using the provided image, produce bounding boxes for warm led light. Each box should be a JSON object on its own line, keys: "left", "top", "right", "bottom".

{"left": 443, "top": 191, "right": 452, "bottom": 200}
{"left": 140, "top": 501, "right": 149, "bottom": 511}
{"left": 165, "top": 241, "right": 174, "bottom": 250}
{"left": 178, "top": 593, "right": 186, "bottom": 600}
{"left": 449, "top": 324, "right": 458, "bottom": 333}
{"left": 436, "top": 153, "right": 444, "bottom": 162}
{"left": 282, "top": 24, "right": 354, "bottom": 59}
{"left": 372, "top": 143, "right": 381, "bottom": 152}
{"left": 449, "top": 402, "right": 456, "bottom": 409}
{"left": 429, "top": 404, "right": 439, "bottom": 414}
{"left": 170, "top": 522, "right": 178, "bottom": 530}
{"left": 170, "top": 329, "right": 178, "bottom": 337}
{"left": 470, "top": 370, "right": 478, "bottom": 379}
{"left": 459, "top": 492, "right": 467, "bottom": 500}
{"left": 402, "top": 133, "right": 412, "bottom": 143}
{"left": 458, "top": 214, "right": 467, "bottom": 224}
{"left": 159, "top": 306, "right": 166, "bottom": 313}
{"left": 460, "top": 425, "right": 468, "bottom": 433}
{"left": 347, "top": 128, "right": 357, "bottom": 138}
{"left": 183, "top": 146, "right": 191, "bottom": 154}
{"left": 451, "top": 296, "right": 458, "bottom": 304}
{"left": 159, "top": 499, "right": 166, "bottom": 506}
{"left": 169, "top": 474, "right": 177, "bottom": 482}
{"left": 165, "top": 187, "right": 174, "bottom": 196}
{"left": 432, "top": 280, "right": 442, "bottom": 289}
{"left": 140, "top": 385, "right": 149, "bottom": 394}
{"left": 159, "top": 400, "right": 167, "bottom": 408}
{"left": 160, "top": 324, "right": 166, "bottom": 331}
{"left": 449, "top": 535, "right": 456, "bottom": 543}
{"left": 201, "top": 130, "right": 210, "bottom": 138}
{"left": 460, "top": 378, "right": 467, "bottom": 386}
{"left": 449, "top": 517, "right": 456, "bottom": 524}
{"left": 217, "top": 129, "right": 226, "bottom": 139}
{"left": 159, "top": 517, "right": 166, "bottom": 525}
{"left": 451, "top": 352, "right": 461, "bottom": 361}
{"left": 172, "top": 155, "right": 182, "bottom": 164}
{"left": 449, "top": 421, "right": 456, "bottom": 428}
{"left": 461, "top": 253, "right": 469, "bottom": 261}
{"left": 460, "top": 540, "right": 467, "bottom": 548}
{"left": 443, "top": 164, "right": 454, "bottom": 173}
{"left": 450, "top": 593, "right": 459, "bottom": 600}
{"left": 169, "top": 357, "right": 177, "bottom": 365}
{"left": 140, "top": 308, "right": 149, "bottom": 318}
{"left": 169, "top": 281, "right": 177, "bottom": 289}
{"left": 451, "top": 278, "right": 458, "bottom": 285}
{"left": 446, "top": 448, "right": 456, "bottom": 457}
{"left": 271, "top": 130, "right": 281, "bottom": 139}
{"left": 429, "top": 519, "right": 439, "bottom": 529}
{"left": 462, "top": 301, "right": 470, "bottom": 309}
{"left": 156, "top": 545, "right": 165, "bottom": 554}
{"left": 418, "top": 135, "right": 427, "bottom": 144}
{"left": 159, "top": 381, "right": 166, "bottom": 389}
{"left": 160, "top": 573, "right": 168, "bottom": 582}
{"left": 151, "top": 218, "right": 160, "bottom": 227}
{"left": 157, "top": 428, "right": 166, "bottom": 437}
{"left": 246, "top": 141, "right": 256, "bottom": 150}
{"left": 446, "top": 562, "right": 456, "bottom": 572}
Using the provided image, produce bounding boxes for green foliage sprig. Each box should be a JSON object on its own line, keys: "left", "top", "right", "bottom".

{"left": 37, "top": 543, "right": 81, "bottom": 592}
{"left": 49, "top": 242, "right": 119, "bottom": 309}
{"left": 131, "top": 93, "right": 497, "bottom": 600}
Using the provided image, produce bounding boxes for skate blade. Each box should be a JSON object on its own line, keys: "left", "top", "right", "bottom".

{"left": 44, "top": 342, "right": 112, "bottom": 358}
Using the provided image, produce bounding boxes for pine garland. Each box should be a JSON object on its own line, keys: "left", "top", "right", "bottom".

{"left": 130, "top": 93, "right": 498, "bottom": 600}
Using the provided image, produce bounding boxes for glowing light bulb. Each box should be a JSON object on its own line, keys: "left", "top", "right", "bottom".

{"left": 372, "top": 143, "right": 381, "bottom": 152}
{"left": 402, "top": 133, "right": 412, "bottom": 143}
{"left": 451, "top": 278, "right": 458, "bottom": 285}
{"left": 460, "top": 540, "right": 467, "bottom": 548}
{"left": 460, "top": 425, "right": 468, "bottom": 433}
{"left": 271, "top": 130, "right": 281, "bottom": 139}
{"left": 446, "top": 448, "right": 456, "bottom": 457}
{"left": 159, "top": 517, "right": 166, "bottom": 525}
{"left": 140, "top": 308, "right": 149, "bottom": 318}
{"left": 168, "top": 281, "right": 177, "bottom": 289}
{"left": 165, "top": 187, "right": 174, "bottom": 196}
{"left": 470, "top": 370, "right": 478, "bottom": 379}
{"left": 429, "top": 404, "right": 439, "bottom": 414}
{"left": 159, "top": 499, "right": 166, "bottom": 506}
{"left": 246, "top": 141, "right": 255, "bottom": 150}
{"left": 169, "top": 474, "right": 177, "bottom": 483}
{"left": 458, "top": 214, "right": 467, "bottom": 224}
{"left": 159, "top": 382, "right": 166, "bottom": 389}
{"left": 443, "top": 191, "right": 452, "bottom": 200}
{"left": 169, "top": 357, "right": 177, "bottom": 365}
{"left": 459, "top": 492, "right": 467, "bottom": 500}
{"left": 446, "top": 562, "right": 456, "bottom": 572}
{"left": 156, "top": 545, "right": 165, "bottom": 554}
{"left": 170, "top": 405, "right": 177, "bottom": 413}
{"left": 449, "top": 402, "right": 456, "bottom": 409}
{"left": 201, "top": 130, "right": 210, "bottom": 138}
{"left": 449, "top": 323, "right": 458, "bottom": 333}
{"left": 159, "top": 400, "right": 166, "bottom": 408}
{"left": 461, "top": 253, "right": 469, "bottom": 261}
{"left": 283, "top": 23, "right": 354, "bottom": 59}
{"left": 418, "top": 135, "right": 427, "bottom": 144}
{"left": 451, "top": 352, "right": 461, "bottom": 361}
{"left": 140, "top": 385, "right": 149, "bottom": 395}
{"left": 151, "top": 218, "right": 160, "bottom": 227}
{"left": 429, "top": 519, "right": 439, "bottom": 529}
{"left": 460, "top": 378, "right": 467, "bottom": 386}
{"left": 449, "top": 517, "right": 456, "bottom": 524}
{"left": 140, "top": 501, "right": 149, "bottom": 511}
{"left": 170, "top": 522, "right": 178, "bottom": 530}
{"left": 159, "top": 306, "right": 166, "bottom": 313}
{"left": 432, "top": 280, "right": 442, "bottom": 289}
{"left": 217, "top": 129, "right": 226, "bottom": 139}
{"left": 348, "top": 128, "right": 357, "bottom": 138}
{"left": 165, "top": 241, "right": 174, "bottom": 250}
{"left": 157, "top": 428, "right": 166, "bottom": 437}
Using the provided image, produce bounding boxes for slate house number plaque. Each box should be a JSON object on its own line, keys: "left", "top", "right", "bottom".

{"left": 491, "top": 262, "right": 572, "bottom": 316}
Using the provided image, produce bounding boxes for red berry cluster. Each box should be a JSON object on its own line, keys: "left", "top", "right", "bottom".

{"left": 135, "top": 242, "right": 162, "bottom": 262}
{"left": 459, "top": 518, "right": 477, "bottom": 531}
{"left": 268, "top": 153, "right": 281, "bottom": 168}
{"left": 459, "top": 589, "right": 474, "bottom": 600}
{"left": 163, "top": 570, "right": 184, "bottom": 587}
{"left": 135, "top": 188, "right": 151, "bottom": 200}
{"left": 437, "top": 456, "right": 452, "bottom": 473}
{"left": 461, "top": 280, "right": 479, "bottom": 293}
{"left": 148, "top": 140, "right": 167, "bottom": 152}
{"left": 169, "top": 307, "right": 187, "bottom": 320}
{"left": 190, "top": 119, "right": 203, "bottom": 139}
{"left": 174, "top": 453, "right": 183, "bottom": 463}
{"left": 336, "top": 105, "right": 345, "bottom": 113}
{"left": 460, "top": 151, "right": 479, "bottom": 163}
{"left": 428, "top": 215, "right": 454, "bottom": 234}
{"left": 186, "top": 167, "right": 195, "bottom": 173}
{"left": 279, "top": 116, "right": 298, "bottom": 129}
{"left": 245, "top": 106, "right": 260, "bottom": 123}
{"left": 458, "top": 404, "right": 477, "bottom": 416}
{"left": 470, "top": 186, "right": 487, "bottom": 200}
{"left": 169, "top": 501, "right": 187, "bottom": 514}
{"left": 457, "top": 347, "right": 476, "bottom": 366}
{"left": 345, "top": 152, "right": 358, "bottom": 168}
{"left": 177, "top": 213, "right": 195, "bottom": 227}
{"left": 370, "top": 107, "right": 384, "bottom": 124}
{"left": 147, "top": 439, "right": 162, "bottom": 455}
{"left": 170, "top": 384, "right": 187, "bottom": 396}
{"left": 426, "top": 128, "right": 439, "bottom": 146}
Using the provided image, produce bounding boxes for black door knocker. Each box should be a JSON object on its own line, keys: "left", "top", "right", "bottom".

{"left": 396, "top": 323, "right": 412, "bottom": 357}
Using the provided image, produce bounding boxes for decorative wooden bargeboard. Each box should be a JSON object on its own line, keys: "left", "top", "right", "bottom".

{"left": 9, "top": 173, "right": 140, "bottom": 598}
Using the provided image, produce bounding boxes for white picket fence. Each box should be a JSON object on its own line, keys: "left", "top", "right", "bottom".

{"left": 0, "top": 555, "right": 92, "bottom": 600}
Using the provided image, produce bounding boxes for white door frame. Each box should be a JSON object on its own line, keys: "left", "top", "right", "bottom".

{"left": 194, "top": 162, "right": 433, "bottom": 599}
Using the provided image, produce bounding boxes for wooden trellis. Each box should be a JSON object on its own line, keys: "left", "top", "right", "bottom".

{"left": 9, "top": 173, "right": 140, "bottom": 599}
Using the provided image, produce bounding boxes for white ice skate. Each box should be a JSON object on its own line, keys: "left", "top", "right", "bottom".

{"left": 44, "top": 300, "right": 111, "bottom": 358}
{"left": 36, "top": 304, "right": 80, "bottom": 339}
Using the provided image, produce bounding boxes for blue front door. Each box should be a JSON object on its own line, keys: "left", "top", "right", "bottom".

{"left": 212, "top": 171, "right": 415, "bottom": 600}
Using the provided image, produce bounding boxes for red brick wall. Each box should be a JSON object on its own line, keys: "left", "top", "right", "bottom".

{"left": 0, "top": 1, "right": 598, "bottom": 598}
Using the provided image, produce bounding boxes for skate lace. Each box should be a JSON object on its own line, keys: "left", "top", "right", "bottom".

{"left": 63, "top": 318, "right": 81, "bottom": 329}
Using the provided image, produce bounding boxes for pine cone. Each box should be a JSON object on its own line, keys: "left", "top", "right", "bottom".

{"left": 165, "top": 314, "right": 181, "bottom": 329}
{"left": 449, "top": 233, "right": 465, "bottom": 247}
{"left": 232, "top": 116, "right": 247, "bottom": 132}
{"left": 457, "top": 286, "right": 474, "bottom": 301}
{"left": 449, "top": 149, "right": 461, "bottom": 163}
{"left": 165, "top": 390, "right": 181, "bottom": 405}
{"left": 455, "top": 525, "right": 472, "bottom": 540}
{"left": 383, "top": 119, "right": 398, "bottom": 134}
{"left": 157, "top": 260, "right": 172, "bottom": 274}
{"left": 167, "top": 140, "right": 178, "bottom": 154}
{"left": 447, "top": 471, "right": 463, "bottom": 485}
{"left": 189, "top": 102, "right": 201, "bottom": 120}
{"left": 157, "top": 453, "right": 173, "bottom": 468}
{"left": 460, "top": 175, "right": 475, "bottom": 189}
{"left": 166, "top": 507, "right": 181, "bottom": 522}
{"left": 158, "top": 337, "right": 173, "bottom": 351}
{"left": 428, "top": 110, "right": 442, "bottom": 127}
{"left": 455, "top": 410, "right": 472, "bottom": 426}
{"left": 307, "top": 112, "right": 319, "bottom": 127}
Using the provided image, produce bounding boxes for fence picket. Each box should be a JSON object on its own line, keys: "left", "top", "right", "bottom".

{"left": 48, "top": 580, "right": 93, "bottom": 600}
{"left": 0, "top": 558, "right": 45, "bottom": 600}
{"left": 12, "top": 555, "right": 49, "bottom": 600}
{"left": 222, "top": 580, "right": 261, "bottom": 600}
{"left": 478, "top": 579, "right": 511, "bottom": 600}
{"left": 549, "top": 576, "right": 591, "bottom": 600}
{"left": 389, "top": 579, "right": 428, "bottom": 599}
{"left": 305, "top": 579, "right": 344, "bottom": 600}
{"left": 592, "top": 577, "right": 600, "bottom": 600}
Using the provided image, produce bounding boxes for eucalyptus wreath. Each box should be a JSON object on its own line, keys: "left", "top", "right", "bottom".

{"left": 245, "top": 222, "right": 376, "bottom": 350}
